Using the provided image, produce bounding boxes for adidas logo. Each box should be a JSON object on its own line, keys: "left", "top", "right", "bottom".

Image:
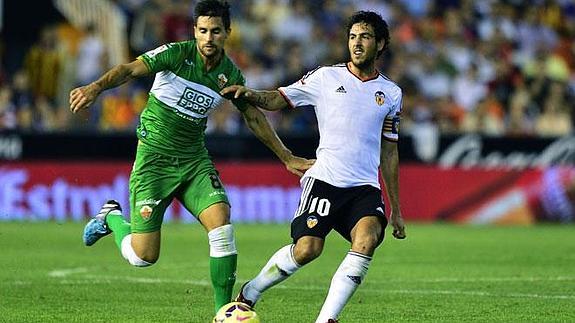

{"left": 335, "top": 86, "right": 347, "bottom": 93}
{"left": 347, "top": 275, "right": 362, "bottom": 284}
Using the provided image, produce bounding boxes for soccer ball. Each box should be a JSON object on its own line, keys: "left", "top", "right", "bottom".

{"left": 212, "top": 302, "right": 260, "bottom": 323}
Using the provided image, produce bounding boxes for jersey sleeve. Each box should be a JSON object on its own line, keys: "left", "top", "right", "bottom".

{"left": 278, "top": 66, "right": 323, "bottom": 108}
{"left": 383, "top": 87, "right": 403, "bottom": 142}
{"left": 138, "top": 43, "right": 182, "bottom": 74}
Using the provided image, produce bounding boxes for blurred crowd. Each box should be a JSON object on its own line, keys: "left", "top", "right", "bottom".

{"left": 0, "top": 0, "right": 574, "bottom": 137}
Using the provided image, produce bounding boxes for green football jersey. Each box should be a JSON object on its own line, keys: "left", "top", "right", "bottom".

{"left": 137, "top": 40, "right": 247, "bottom": 157}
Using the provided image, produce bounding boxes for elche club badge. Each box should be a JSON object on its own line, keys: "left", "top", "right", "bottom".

{"left": 218, "top": 74, "right": 228, "bottom": 89}
{"left": 140, "top": 205, "right": 153, "bottom": 219}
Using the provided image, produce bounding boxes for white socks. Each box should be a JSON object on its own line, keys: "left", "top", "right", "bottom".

{"left": 120, "top": 234, "right": 153, "bottom": 267}
{"left": 208, "top": 224, "right": 237, "bottom": 257}
{"left": 315, "top": 251, "right": 371, "bottom": 323}
{"left": 243, "top": 244, "right": 301, "bottom": 303}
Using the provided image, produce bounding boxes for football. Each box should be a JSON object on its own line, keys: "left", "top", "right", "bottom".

{"left": 212, "top": 302, "right": 261, "bottom": 323}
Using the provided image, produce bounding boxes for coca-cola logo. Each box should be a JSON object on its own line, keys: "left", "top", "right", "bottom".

{"left": 437, "top": 135, "right": 575, "bottom": 169}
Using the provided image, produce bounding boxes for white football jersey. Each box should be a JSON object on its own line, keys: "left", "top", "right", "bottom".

{"left": 279, "top": 63, "right": 402, "bottom": 189}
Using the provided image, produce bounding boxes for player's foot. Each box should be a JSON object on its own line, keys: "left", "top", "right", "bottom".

{"left": 83, "top": 200, "right": 122, "bottom": 246}
{"left": 327, "top": 319, "right": 339, "bottom": 323}
{"left": 234, "top": 281, "right": 256, "bottom": 308}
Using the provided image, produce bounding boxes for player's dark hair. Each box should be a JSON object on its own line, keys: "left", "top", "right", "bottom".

{"left": 194, "top": 0, "right": 231, "bottom": 30}
{"left": 346, "top": 11, "right": 390, "bottom": 58}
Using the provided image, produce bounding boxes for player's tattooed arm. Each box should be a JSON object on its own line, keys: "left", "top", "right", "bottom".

{"left": 221, "top": 86, "right": 288, "bottom": 111}
{"left": 70, "top": 59, "right": 150, "bottom": 113}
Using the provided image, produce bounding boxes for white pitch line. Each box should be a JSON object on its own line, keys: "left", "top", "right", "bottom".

{"left": 50, "top": 278, "right": 575, "bottom": 300}
{"left": 384, "top": 289, "right": 575, "bottom": 300}
{"left": 34, "top": 272, "right": 575, "bottom": 301}
{"left": 31, "top": 268, "right": 575, "bottom": 301}
{"left": 47, "top": 267, "right": 89, "bottom": 277}
{"left": 379, "top": 276, "right": 575, "bottom": 283}
{"left": 43, "top": 267, "right": 575, "bottom": 284}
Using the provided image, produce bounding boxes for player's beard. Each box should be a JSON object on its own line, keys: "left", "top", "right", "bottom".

{"left": 199, "top": 43, "right": 222, "bottom": 60}
{"left": 351, "top": 51, "right": 376, "bottom": 70}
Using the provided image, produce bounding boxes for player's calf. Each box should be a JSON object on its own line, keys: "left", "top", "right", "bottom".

{"left": 293, "top": 236, "right": 324, "bottom": 265}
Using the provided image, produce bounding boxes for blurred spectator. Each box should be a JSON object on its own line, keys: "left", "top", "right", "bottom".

{"left": 461, "top": 94, "right": 506, "bottom": 136}
{"left": 76, "top": 24, "right": 107, "bottom": 85}
{"left": 11, "top": 71, "right": 34, "bottom": 131}
{"left": 2, "top": 0, "right": 574, "bottom": 137}
{"left": 534, "top": 81, "right": 573, "bottom": 136}
{"left": 162, "top": 0, "right": 193, "bottom": 43}
{"left": 0, "top": 86, "right": 17, "bottom": 130}
{"left": 452, "top": 64, "right": 488, "bottom": 112}
{"left": 23, "top": 26, "right": 61, "bottom": 102}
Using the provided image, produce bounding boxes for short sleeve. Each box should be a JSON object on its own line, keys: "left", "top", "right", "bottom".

{"left": 278, "top": 66, "right": 323, "bottom": 108}
{"left": 383, "top": 88, "right": 403, "bottom": 142}
{"left": 138, "top": 43, "right": 181, "bottom": 74}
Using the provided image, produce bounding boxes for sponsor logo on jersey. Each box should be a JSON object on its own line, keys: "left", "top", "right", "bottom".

{"left": 140, "top": 205, "right": 153, "bottom": 219}
{"left": 145, "top": 44, "right": 170, "bottom": 58}
{"left": 335, "top": 86, "right": 347, "bottom": 93}
{"left": 178, "top": 87, "right": 214, "bottom": 115}
{"left": 375, "top": 91, "right": 385, "bottom": 106}
{"left": 217, "top": 73, "right": 228, "bottom": 89}
{"left": 209, "top": 191, "right": 226, "bottom": 197}
{"left": 306, "top": 215, "right": 318, "bottom": 228}
{"left": 376, "top": 206, "right": 384, "bottom": 214}
{"left": 135, "top": 199, "right": 161, "bottom": 206}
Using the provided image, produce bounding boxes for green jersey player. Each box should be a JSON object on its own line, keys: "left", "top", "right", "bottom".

{"left": 69, "top": 0, "right": 313, "bottom": 314}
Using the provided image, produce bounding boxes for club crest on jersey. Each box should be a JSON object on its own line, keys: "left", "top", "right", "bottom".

{"left": 140, "top": 205, "right": 153, "bottom": 219}
{"left": 306, "top": 215, "right": 318, "bottom": 228}
{"left": 375, "top": 91, "right": 385, "bottom": 106}
{"left": 217, "top": 73, "right": 228, "bottom": 89}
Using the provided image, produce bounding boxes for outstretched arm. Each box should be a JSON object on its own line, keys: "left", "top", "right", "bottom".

{"left": 69, "top": 59, "right": 150, "bottom": 113}
{"left": 240, "top": 104, "right": 314, "bottom": 176}
{"left": 221, "top": 85, "right": 288, "bottom": 111}
{"left": 380, "top": 139, "right": 406, "bottom": 239}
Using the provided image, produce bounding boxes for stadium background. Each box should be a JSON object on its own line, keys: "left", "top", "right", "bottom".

{"left": 1, "top": 0, "right": 573, "bottom": 224}
{"left": 1, "top": 1, "right": 574, "bottom": 322}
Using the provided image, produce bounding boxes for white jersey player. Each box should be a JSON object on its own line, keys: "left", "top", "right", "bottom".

{"left": 221, "top": 10, "right": 406, "bottom": 323}
{"left": 279, "top": 63, "right": 402, "bottom": 189}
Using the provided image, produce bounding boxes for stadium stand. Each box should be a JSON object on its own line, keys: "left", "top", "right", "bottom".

{"left": 0, "top": 0, "right": 573, "bottom": 136}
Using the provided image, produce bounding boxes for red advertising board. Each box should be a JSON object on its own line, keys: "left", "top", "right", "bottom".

{"left": 1, "top": 162, "right": 573, "bottom": 223}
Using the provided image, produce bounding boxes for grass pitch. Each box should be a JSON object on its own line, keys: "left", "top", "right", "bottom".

{"left": 1, "top": 222, "right": 574, "bottom": 322}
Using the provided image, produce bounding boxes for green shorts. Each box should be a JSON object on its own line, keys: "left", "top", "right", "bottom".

{"left": 129, "top": 146, "right": 229, "bottom": 233}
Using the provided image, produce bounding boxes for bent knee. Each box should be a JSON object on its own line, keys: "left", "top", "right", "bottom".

{"left": 135, "top": 252, "right": 158, "bottom": 265}
{"left": 121, "top": 236, "right": 158, "bottom": 267}
{"left": 128, "top": 255, "right": 155, "bottom": 267}
{"left": 126, "top": 250, "right": 157, "bottom": 267}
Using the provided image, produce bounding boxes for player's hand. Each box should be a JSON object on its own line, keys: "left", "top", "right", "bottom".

{"left": 69, "top": 83, "right": 101, "bottom": 113}
{"left": 220, "top": 85, "right": 254, "bottom": 99}
{"left": 284, "top": 155, "right": 315, "bottom": 177}
{"left": 390, "top": 211, "right": 406, "bottom": 239}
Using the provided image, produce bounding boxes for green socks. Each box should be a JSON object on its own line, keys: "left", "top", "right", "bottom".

{"left": 106, "top": 211, "right": 237, "bottom": 314}
{"left": 210, "top": 254, "right": 238, "bottom": 312}
{"left": 105, "top": 210, "right": 131, "bottom": 249}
